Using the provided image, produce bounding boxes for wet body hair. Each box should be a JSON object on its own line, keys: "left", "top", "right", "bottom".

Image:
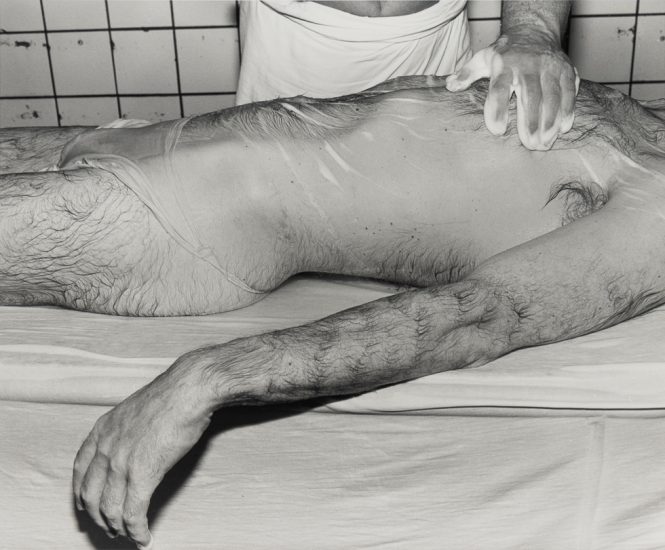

{"left": 187, "top": 77, "right": 664, "bottom": 163}
{"left": 1, "top": 77, "right": 664, "bottom": 315}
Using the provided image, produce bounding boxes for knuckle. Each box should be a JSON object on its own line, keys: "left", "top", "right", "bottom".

{"left": 108, "top": 457, "right": 126, "bottom": 475}
{"left": 100, "top": 502, "right": 121, "bottom": 525}
{"left": 122, "top": 509, "right": 140, "bottom": 525}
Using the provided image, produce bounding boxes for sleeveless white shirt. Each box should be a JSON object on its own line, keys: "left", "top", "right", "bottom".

{"left": 236, "top": 0, "right": 471, "bottom": 104}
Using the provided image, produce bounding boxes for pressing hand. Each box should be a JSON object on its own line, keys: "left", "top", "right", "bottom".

{"left": 446, "top": 31, "right": 579, "bottom": 150}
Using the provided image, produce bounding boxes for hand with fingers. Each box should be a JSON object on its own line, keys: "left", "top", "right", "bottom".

{"left": 73, "top": 362, "right": 212, "bottom": 549}
{"left": 446, "top": 31, "right": 579, "bottom": 151}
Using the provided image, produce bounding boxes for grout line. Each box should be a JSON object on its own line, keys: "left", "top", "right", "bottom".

{"left": 569, "top": 11, "right": 664, "bottom": 18}
{"left": 628, "top": 0, "right": 641, "bottom": 97}
{"left": 2, "top": 81, "right": 663, "bottom": 103}
{"left": 38, "top": 0, "right": 61, "bottom": 126}
{"left": 236, "top": 0, "right": 242, "bottom": 67}
{"left": 0, "top": 25, "right": 239, "bottom": 35}
{"left": 104, "top": 0, "right": 122, "bottom": 119}
{"left": 169, "top": 0, "right": 185, "bottom": 118}
{"left": 1, "top": 92, "right": 239, "bottom": 100}
{"left": 1, "top": 11, "right": 664, "bottom": 36}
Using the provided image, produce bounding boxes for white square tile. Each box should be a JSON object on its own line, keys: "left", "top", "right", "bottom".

{"left": 468, "top": 19, "right": 500, "bottom": 53}
{"left": 466, "top": 0, "right": 500, "bottom": 20}
{"left": 49, "top": 32, "right": 116, "bottom": 95}
{"left": 108, "top": 0, "right": 172, "bottom": 28}
{"left": 571, "top": 0, "right": 637, "bottom": 16}
{"left": 177, "top": 28, "right": 239, "bottom": 93}
{"left": 58, "top": 97, "right": 119, "bottom": 125}
{"left": 0, "top": 98, "right": 57, "bottom": 127}
{"left": 42, "top": 0, "right": 107, "bottom": 30}
{"left": 0, "top": 33, "right": 53, "bottom": 96}
{"left": 0, "top": 0, "right": 44, "bottom": 32}
{"left": 120, "top": 96, "right": 181, "bottom": 121}
{"left": 173, "top": 0, "right": 238, "bottom": 26}
{"left": 182, "top": 93, "right": 235, "bottom": 115}
{"left": 568, "top": 16, "right": 635, "bottom": 82}
{"left": 113, "top": 30, "right": 178, "bottom": 93}
{"left": 640, "top": 0, "right": 665, "bottom": 14}
{"left": 633, "top": 15, "right": 665, "bottom": 81}
{"left": 631, "top": 82, "right": 665, "bottom": 100}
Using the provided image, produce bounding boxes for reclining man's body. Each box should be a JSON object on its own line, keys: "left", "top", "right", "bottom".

{"left": 1, "top": 76, "right": 665, "bottom": 547}
{"left": 2, "top": 77, "right": 660, "bottom": 316}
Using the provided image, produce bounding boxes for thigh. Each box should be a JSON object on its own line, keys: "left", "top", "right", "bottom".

{"left": 0, "top": 126, "right": 88, "bottom": 174}
{"left": 0, "top": 166, "right": 170, "bottom": 313}
{"left": 0, "top": 166, "right": 264, "bottom": 315}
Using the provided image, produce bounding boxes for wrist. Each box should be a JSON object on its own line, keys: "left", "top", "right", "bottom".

{"left": 501, "top": 0, "right": 571, "bottom": 47}
{"left": 168, "top": 346, "right": 226, "bottom": 415}
{"left": 499, "top": 24, "right": 561, "bottom": 49}
{"left": 172, "top": 335, "right": 275, "bottom": 412}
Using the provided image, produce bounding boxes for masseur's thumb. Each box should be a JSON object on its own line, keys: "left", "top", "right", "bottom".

{"left": 446, "top": 48, "right": 494, "bottom": 92}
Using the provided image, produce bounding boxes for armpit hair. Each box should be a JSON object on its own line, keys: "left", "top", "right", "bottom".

{"left": 546, "top": 180, "right": 609, "bottom": 226}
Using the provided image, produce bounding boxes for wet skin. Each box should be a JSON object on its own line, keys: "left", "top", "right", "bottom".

{"left": 1, "top": 77, "right": 665, "bottom": 549}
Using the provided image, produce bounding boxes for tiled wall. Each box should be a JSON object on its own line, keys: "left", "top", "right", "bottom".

{"left": 1, "top": 0, "right": 664, "bottom": 127}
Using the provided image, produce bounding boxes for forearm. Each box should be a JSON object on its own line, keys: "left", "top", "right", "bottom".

{"left": 177, "top": 278, "right": 520, "bottom": 411}
{"left": 501, "top": 0, "right": 572, "bottom": 44}
{"left": 180, "top": 201, "right": 665, "bottom": 413}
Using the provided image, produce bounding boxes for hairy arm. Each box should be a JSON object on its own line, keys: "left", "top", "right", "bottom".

{"left": 73, "top": 188, "right": 665, "bottom": 548}
{"left": 501, "top": 0, "right": 571, "bottom": 43}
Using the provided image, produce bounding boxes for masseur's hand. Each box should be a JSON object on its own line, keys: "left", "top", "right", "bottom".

{"left": 73, "top": 357, "right": 212, "bottom": 549}
{"left": 446, "top": 30, "right": 579, "bottom": 150}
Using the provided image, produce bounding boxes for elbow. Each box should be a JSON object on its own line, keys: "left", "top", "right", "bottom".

{"left": 416, "top": 279, "right": 529, "bottom": 372}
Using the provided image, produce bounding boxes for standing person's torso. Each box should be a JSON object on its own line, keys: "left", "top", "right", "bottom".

{"left": 312, "top": 1, "right": 438, "bottom": 17}
{"left": 236, "top": 0, "right": 472, "bottom": 104}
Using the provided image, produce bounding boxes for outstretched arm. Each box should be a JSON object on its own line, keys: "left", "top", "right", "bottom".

{"left": 73, "top": 188, "right": 665, "bottom": 548}
{"left": 447, "top": 0, "right": 576, "bottom": 150}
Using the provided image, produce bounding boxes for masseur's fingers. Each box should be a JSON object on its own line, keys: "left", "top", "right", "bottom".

{"left": 515, "top": 73, "right": 546, "bottom": 150}
{"left": 536, "top": 71, "right": 563, "bottom": 150}
{"left": 78, "top": 452, "right": 111, "bottom": 531}
{"left": 445, "top": 48, "right": 493, "bottom": 92}
{"left": 559, "top": 66, "right": 580, "bottom": 134}
{"left": 484, "top": 70, "right": 514, "bottom": 135}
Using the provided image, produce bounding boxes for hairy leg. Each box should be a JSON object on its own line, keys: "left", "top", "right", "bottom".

{"left": 0, "top": 126, "right": 88, "bottom": 174}
{"left": 0, "top": 167, "right": 162, "bottom": 311}
{"left": 0, "top": 166, "right": 253, "bottom": 315}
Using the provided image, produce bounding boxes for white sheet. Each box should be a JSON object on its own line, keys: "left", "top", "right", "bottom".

{"left": 3, "top": 276, "right": 665, "bottom": 549}
{"left": 3, "top": 401, "right": 665, "bottom": 549}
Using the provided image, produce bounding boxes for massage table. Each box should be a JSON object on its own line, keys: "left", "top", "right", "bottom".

{"left": 2, "top": 275, "right": 665, "bottom": 549}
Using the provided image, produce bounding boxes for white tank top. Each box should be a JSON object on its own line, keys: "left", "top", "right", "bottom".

{"left": 236, "top": 0, "right": 471, "bottom": 104}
